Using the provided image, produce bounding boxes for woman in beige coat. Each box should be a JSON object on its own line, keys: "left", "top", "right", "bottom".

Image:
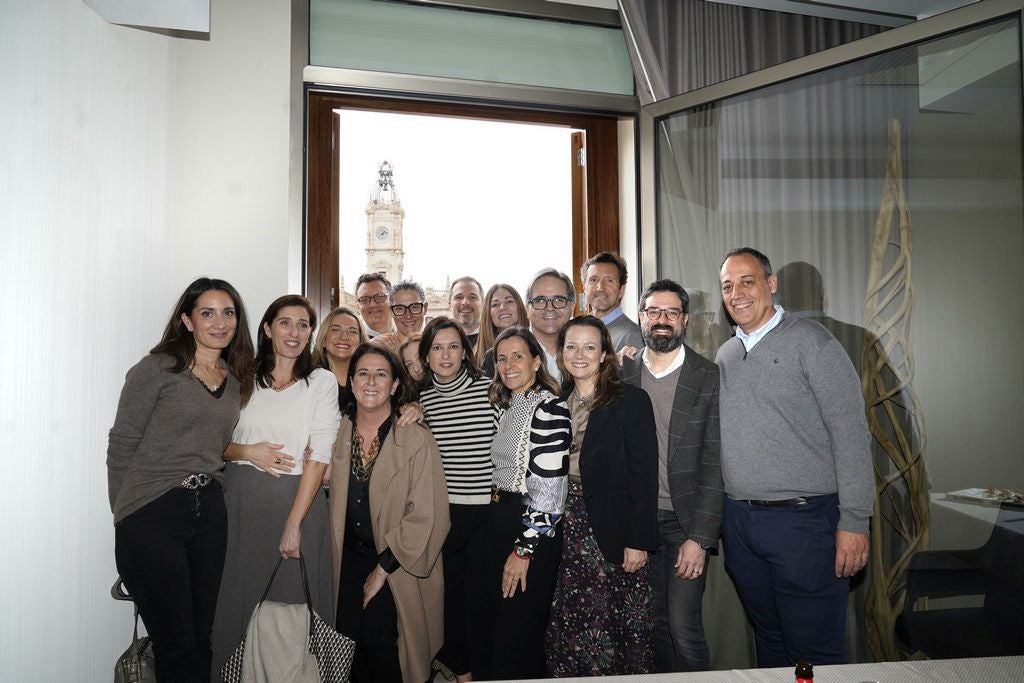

{"left": 326, "top": 343, "right": 449, "bottom": 683}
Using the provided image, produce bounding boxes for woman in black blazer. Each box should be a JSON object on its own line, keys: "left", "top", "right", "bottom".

{"left": 544, "top": 315, "right": 658, "bottom": 677}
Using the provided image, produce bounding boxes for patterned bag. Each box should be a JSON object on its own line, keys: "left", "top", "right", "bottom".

{"left": 221, "top": 556, "right": 355, "bottom": 683}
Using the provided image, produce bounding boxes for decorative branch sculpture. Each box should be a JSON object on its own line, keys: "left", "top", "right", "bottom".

{"left": 862, "top": 118, "right": 930, "bottom": 661}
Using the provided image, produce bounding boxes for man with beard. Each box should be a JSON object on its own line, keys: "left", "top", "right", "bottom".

{"left": 620, "top": 279, "right": 722, "bottom": 673}
{"left": 581, "top": 251, "right": 644, "bottom": 352}
{"left": 449, "top": 276, "right": 484, "bottom": 350}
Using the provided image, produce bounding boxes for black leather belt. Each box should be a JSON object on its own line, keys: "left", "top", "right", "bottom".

{"left": 490, "top": 487, "right": 526, "bottom": 505}
{"left": 745, "top": 497, "right": 808, "bottom": 508}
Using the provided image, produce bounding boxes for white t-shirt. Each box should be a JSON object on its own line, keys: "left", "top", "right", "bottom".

{"left": 231, "top": 367, "right": 341, "bottom": 475}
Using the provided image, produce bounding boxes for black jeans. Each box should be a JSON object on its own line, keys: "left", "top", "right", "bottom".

{"left": 436, "top": 503, "right": 488, "bottom": 677}
{"left": 115, "top": 486, "right": 227, "bottom": 683}
{"left": 651, "top": 509, "right": 710, "bottom": 672}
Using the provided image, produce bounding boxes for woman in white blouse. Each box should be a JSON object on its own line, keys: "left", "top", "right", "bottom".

{"left": 210, "top": 295, "right": 341, "bottom": 676}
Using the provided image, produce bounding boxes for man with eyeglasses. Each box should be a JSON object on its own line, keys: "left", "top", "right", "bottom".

{"left": 524, "top": 268, "right": 576, "bottom": 383}
{"left": 716, "top": 247, "right": 871, "bottom": 667}
{"left": 581, "top": 251, "right": 644, "bottom": 352}
{"left": 355, "top": 273, "right": 395, "bottom": 338}
{"left": 371, "top": 279, "right": 428, "bottom": 353}
{"left": 619, "top": 278, "right": 722, "bottom": 673}
{"left": 449, "top": 276, "right": 484, "bottom": 350}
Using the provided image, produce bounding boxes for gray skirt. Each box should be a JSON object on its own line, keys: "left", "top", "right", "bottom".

{"left": 210, "top": 464, "right": 332, "bottom": 679}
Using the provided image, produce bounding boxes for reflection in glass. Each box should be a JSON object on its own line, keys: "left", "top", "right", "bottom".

{"left": 655, "top": 17, "right": 1023, "bottom": 663}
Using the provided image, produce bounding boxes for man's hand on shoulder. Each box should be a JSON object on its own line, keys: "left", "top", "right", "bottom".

{"left": 835, "top": 530, "right": 869, "bottom": 578}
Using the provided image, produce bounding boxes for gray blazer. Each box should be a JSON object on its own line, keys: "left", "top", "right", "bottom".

{"left": 621, "top": 345, "right": 724, "bottom": 548}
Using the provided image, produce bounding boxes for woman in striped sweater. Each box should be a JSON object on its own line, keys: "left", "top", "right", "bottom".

{"left": 417, "top": 316, "right": 499, "bottom": 682}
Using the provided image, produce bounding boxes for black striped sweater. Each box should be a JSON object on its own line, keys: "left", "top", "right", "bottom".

{"left": 419, "top": 369, "right": 499, "bottom": 505}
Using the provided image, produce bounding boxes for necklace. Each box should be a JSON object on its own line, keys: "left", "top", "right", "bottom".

{"left": 272, "top": 377, "right": 297, "bottom": 392}
{"left": 351, "top": 428, "right": 382, "bottom": 483}
{"left": 573, "top": 389, "right": 595, "bottom": 408}
{"left": 190, "top": 360, "right": 226, "bottom": 391}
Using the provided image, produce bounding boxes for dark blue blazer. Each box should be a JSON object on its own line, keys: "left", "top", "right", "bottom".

{"left": 575, "top": 383, "right": 659, "bottom": 564}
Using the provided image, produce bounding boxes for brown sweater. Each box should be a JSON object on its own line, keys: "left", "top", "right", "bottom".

{"left": 107, "top": 353, "right": 241, "bottom": 523}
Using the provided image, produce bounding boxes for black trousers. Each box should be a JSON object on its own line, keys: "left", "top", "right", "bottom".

{"left": 114, "top": 486, "right": 227, "bottom": 683}
{"left": 337, "top": 547, "right": 403, "bottom": 682}
{"left": 436, "top": 503, "right": 488, "bottom": 676}
{"left": 478, "top": 500, "right": 562, "bottom": 681}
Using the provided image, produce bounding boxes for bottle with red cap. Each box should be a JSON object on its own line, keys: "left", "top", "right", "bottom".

{"left": 795, "top": 661, "right": 813, "bottom": 683}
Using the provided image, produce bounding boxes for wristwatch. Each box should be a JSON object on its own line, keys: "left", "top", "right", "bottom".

{"left": 513, "top": 545, "right": 533, "bottom": 559}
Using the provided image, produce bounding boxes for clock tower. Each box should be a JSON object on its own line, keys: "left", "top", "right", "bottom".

{"left": 365, "top": 161, "right": 405, "bottom": 282}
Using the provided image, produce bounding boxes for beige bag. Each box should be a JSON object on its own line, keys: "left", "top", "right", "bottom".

{"left": 221, "top": 556, "right": 355, "bottom": 683}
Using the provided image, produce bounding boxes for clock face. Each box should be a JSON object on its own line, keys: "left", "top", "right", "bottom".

{"left": 375, "top": 226, "right": 390, "bottom": 243}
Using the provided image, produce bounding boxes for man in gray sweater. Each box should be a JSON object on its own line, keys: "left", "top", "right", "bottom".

{"left": 715, "top": 247, "right": 872, "bottom": 668}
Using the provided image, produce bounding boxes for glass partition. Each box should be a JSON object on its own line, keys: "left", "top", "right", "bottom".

{"left": 651, "top": 12, "right": 1023, "bottom": 664}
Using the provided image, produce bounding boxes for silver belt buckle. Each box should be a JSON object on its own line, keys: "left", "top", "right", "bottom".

{"left": 179, "top": 473, "right": 212, "bottom": 489}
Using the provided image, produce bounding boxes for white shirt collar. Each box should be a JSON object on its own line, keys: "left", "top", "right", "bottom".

{"left": 640, "top": 343, "right": 686, "bottom": 379}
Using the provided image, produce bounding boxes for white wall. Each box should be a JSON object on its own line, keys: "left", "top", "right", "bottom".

{"left": 0, "top": 0, "right": 301, "bottom": 678}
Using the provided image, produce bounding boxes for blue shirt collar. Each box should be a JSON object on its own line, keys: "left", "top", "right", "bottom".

{"left": 599, "top": 305, "right": 625, "bottom": 324}
{"left": 735, "top": 305, "right": 785, "bottom": 352}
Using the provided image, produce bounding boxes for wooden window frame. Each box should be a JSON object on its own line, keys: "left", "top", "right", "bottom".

{"left": 305, "top": 89, "right": 624, "bottom": 318}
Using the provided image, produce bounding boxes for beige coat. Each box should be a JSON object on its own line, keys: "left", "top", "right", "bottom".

{"left": 329, "top": 418, "right": 449, "bottom": 683}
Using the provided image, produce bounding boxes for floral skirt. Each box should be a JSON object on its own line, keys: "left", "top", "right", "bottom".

{"left": 545, "top": 489, "right": 653, "bottom": 677}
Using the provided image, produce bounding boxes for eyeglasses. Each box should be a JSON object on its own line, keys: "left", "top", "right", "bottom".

{"left": 357, "top": 293, "right": 388, "bottom": 306}
{"left": 640, "top": 307, "right": 683, "bottom": 321}
{"left": 390, "top": 303, "right": 425, "bottom": 316}
{"left": 528, "top": 295, "right": 571, "bottom": 310}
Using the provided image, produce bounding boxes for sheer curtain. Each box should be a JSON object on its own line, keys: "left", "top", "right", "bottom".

{"left": 619, "top": 0, "right": 882, "bottom": 104}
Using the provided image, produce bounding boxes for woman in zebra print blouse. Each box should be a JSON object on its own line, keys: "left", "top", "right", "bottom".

{"left": 477, "top": 326, "right": 571, "bottom": 681}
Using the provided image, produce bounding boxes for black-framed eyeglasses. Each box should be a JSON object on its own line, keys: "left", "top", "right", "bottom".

{"left": 528, "top": 295, "right": 571, "bottom": 310}
{"left": 391, "top": 303, "right": 425, "bottom": 316}
{"left": 640, "top": 307, "right": 683, "bottom": 321}
{"left": 357, "top": 293, "right": 388, "bottom": 306}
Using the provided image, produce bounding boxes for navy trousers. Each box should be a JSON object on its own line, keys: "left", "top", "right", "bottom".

{"left": 722, "top": 494, "right": 848, "bottom": 668}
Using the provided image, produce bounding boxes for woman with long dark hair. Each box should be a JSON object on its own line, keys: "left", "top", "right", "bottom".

{"left": 327, "top": 344, "right": 449, "bottom": 683}
{"left": 211, "top": 295, "right": 341, "bottom": 676}
{"left": 545, "top": 315, "right": 658, "bottom": 676}
{"left": 417, "top": 317, "right": 498, "bottom": 682}
{"left": 108, "top": 277, "right": 254, "bottom": 682}
{"left": 479, "top": 326, "right": 571, "bottom": 680}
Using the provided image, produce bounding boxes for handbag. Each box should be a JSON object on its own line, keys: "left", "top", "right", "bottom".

{"left": 221, "top": 556, "right": 355, "bottom": 683}
{"left": 111, "top": 578, "right": 156, "bottom": 683}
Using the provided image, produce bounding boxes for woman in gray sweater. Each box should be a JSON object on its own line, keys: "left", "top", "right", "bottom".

{"left": 107, "top": 277, "right": 254, "bottom": 683}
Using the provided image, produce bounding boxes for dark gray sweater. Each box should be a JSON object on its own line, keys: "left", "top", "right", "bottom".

{"left": 107, "top": 353, "right": 241, "bottom": 523}
{"left": 715, "top": 314, "right": 873, "bottom": 533}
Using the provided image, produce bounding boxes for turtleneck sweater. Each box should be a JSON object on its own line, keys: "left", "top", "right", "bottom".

{"left": 419, "top": 368, "right": 499, "bottom": 505}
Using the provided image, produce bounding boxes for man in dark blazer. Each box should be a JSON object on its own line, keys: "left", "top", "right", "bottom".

{"left": 620, "top": 278, "right": 723, "bottom": 673}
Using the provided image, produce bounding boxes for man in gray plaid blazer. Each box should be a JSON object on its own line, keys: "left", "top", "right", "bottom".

{"left": 620, "top": 278, "right": 723, "bottom": 673}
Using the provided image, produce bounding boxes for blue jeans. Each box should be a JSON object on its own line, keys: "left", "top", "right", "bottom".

{"left": 115, "top": 486, "right": 227, "bottom": 682}
{"left": 651, "top": 509, "right": 710, "bottom": 672}
{"left": 722, "top": 494, "right": 848, "bottom": 667}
